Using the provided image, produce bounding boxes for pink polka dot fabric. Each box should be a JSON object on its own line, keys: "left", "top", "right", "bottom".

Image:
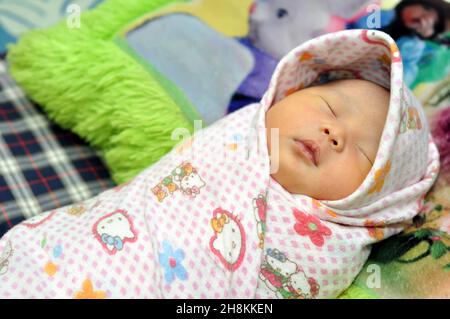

{"left": 0, "top": 30, "right": 440, "bottom": 299}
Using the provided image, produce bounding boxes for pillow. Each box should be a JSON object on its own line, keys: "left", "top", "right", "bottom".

{"left": 7, "top": 0, "right": 195, "bottom": 184}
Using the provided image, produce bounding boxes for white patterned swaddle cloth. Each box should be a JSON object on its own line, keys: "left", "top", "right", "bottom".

{"left": 0, "top": 30, "right": 439, "bottom": 299}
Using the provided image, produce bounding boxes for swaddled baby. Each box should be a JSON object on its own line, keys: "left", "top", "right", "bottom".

{"left": 0, "top": 30, "right": 439, "bottom": 299}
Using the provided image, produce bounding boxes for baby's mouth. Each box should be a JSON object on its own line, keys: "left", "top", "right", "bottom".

{"left": 293, "top": 139, "right": 320, "bottom": 167}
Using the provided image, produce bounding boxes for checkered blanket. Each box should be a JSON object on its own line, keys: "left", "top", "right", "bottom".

{"left": 0, "top": 60, "right": 115, "bottom": 237}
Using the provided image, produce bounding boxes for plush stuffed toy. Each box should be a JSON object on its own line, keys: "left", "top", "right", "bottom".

{"left": 247, "top": 0, "right": 378, "bottom": 59}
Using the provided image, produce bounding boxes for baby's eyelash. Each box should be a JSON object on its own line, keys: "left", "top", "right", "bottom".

{"left": 357, "top": 145, "right": 373, "bottom": 166}
{"left": 318, "top": 95, "right": 372, "bottom": 165}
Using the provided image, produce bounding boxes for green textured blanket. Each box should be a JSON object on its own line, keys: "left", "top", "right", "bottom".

{"left": 8, "top": 0, "right": 195, "bottom": 184}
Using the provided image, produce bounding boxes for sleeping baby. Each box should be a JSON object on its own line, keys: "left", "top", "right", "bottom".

{"left": 0, "top": 30, "right": 440, "bottom": 299}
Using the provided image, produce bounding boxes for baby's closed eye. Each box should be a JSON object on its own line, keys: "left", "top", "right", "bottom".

{"left": 318, "top": 95, "right": 373, "bottom": 166}
{"left": 355, "top": 145, "right": 373, "bottom": 166}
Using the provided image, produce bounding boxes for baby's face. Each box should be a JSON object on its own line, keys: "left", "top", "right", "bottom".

{"left": 266, "top": 79, "right": 390, "bottom": 200}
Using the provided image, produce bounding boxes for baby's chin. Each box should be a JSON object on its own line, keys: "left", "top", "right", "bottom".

{"left": 311, "top": 190, "right": 353, "bottom": 201}
{"left": 271, "top": 172, "right": 360, "bottom": 201}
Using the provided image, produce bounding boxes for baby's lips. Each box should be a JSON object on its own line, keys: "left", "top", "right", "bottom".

{"left": 294, "top": 139, "right": 320, "bottom": 167}
{"left": 301, "top": 139, "right": 321, "bottom": 166}
{"left": 306, "top": 140, "right": 321, "bottom": 166}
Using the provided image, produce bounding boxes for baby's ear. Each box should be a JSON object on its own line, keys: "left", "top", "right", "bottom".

{"left": 326, "top": 0, "right": 373, "bottom": 20}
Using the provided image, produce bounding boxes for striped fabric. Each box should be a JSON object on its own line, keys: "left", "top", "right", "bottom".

{"left": 0, "top": 60, "right": 115, "bottom": 237}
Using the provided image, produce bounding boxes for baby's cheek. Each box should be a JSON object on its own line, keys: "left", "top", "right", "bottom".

{"left": 317, "top": 160, "right": 366, "bottom": 200}
{"left": 269, "top": 145, "right": 304, "bottom": 191}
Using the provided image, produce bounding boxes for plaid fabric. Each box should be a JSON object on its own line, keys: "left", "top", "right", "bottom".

{"left": 0, "top": 60, "right": 115, "bottom": 237}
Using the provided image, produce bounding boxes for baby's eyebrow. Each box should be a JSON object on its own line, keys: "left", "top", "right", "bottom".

{"left": 321, "top": 89, "right": 361, "bottom": 117}
{"left": 317, "top": 95, "right": 336, "bottom": 117}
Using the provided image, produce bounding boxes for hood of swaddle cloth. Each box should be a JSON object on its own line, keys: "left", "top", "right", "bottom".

{"left": 258, "top": 29, "right": 440, "bottom": 223}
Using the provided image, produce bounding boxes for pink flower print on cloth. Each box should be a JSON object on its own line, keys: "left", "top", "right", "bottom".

{"left": 158, "top": 240, "right": 188, "bottom": 284}
{"left": 209, "top": 208, "right": 246, "bottom": 272}
{"left": 92, "top": 209, "right": 137, "bottom": 255}
{"left": 292, "top": 208, "right": 332, "bottom": 247}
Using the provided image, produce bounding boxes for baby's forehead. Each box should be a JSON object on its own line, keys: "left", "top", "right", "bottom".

{"left": 302, "top": 79, "right": 390, "bottom": 111}
{"left": 306, "top": 79, "right": 389, "bottom": 95}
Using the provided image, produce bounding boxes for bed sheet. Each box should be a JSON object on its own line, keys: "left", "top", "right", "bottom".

{"left": 0, "top": 60, "right": 115, "bottom": 237}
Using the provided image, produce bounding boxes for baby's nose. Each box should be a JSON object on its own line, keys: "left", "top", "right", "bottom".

{"left": 321, "top": 126, "right": 345, "bottom": 151}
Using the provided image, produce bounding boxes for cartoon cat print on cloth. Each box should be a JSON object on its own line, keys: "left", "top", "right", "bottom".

{"left": 93, "top": 210, "right": 137, "bottom": 254}
{"left": 210, "top": 208, "right": 246, "bottom": 272}
{"left": 0, "top": 241, "right": 13, "bottom": 276}
{"left": 21, "top": 211, "right": 56, "bottom": 229}
{"left": 259, "top": 248, "right": 319, "bottom": 299}
{"left": 178, "top": 167, "right": 206, "bottom": 197}
{"left": 152, "top": 162, "right": 206, "bottom": 202}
